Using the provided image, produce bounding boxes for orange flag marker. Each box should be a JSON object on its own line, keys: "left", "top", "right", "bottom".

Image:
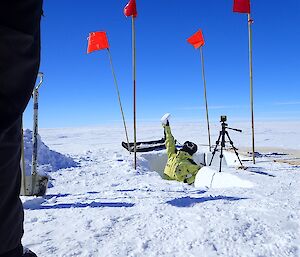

{"left": 233, "top": 0, "right": 250, "bottom": 14}
{"left": 124, "top": 0, "right": 137, "bottom": 17}
{"left": 187, "top": 30, "right": 205, "bottom": 49}
{"left": 87, "top": 32, "right": 109, "bottom": 54}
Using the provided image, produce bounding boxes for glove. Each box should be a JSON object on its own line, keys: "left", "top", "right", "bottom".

{"left": 161, "top": 113, "right": 171, "bottom": 126}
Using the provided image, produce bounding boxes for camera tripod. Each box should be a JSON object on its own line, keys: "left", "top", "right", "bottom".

{"left": 209, "top": 119, "right": 244, "bottom": 172}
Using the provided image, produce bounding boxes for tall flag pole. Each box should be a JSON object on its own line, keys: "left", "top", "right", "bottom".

{"left": 248, "top": 13, "right": 255, "bottom": 164}
{"left": 124, "top": 0, "right": 138, "bottom": 169}
{"left": 187, "top": 30, "right": 212, "bottom": 151}
{"left": 233, "top": 0, "right": 255, "bottom": 164}
{"left": 87, "top": 31, "right": 131, "bottom": 152}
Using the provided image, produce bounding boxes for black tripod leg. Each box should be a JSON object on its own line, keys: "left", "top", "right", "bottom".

{"left": 218, "top": 131, "right": 226, "bottom": 172}
{"left": 225, "top": 131, "right": 244, "bottom": 167}
{"left": 209, "top": 131, "right": 222, "bottom": 166}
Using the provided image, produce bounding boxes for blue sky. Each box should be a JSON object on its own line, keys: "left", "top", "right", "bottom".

{"left": 23, "top": 0, "right": 300, "bottom": 128}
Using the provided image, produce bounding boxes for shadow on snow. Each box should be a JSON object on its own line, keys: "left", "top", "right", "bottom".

{"left": 246, "top": 167, "right": 276, "bottom": 177}
{"left": 24, "top": 200, "right": 134, "bottom": 210}
{"left": 167, "top": 195, "right": 248, "bottom": 207}
{"left": 116, "top": 188, "right": 207, "bottom": 194}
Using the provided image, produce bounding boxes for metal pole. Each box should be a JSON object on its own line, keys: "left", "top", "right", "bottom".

{"left": 107, "top": 49, "right": 131, "bottom": 153}
{"left": 248, "top": 14, "right": 255, "bottom": 164}
{"left": 132, "top": 16, "right": 137, "bottom": 169}
{"left": 31, "top": 72, "right": 43, "bottom": 192}
{"left": 20, "top": 120, "right": 27, "bottom": 195}
{"left": 200, "top": 47, "right": 212, "bottom": 151}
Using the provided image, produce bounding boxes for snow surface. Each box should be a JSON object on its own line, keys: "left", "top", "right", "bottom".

{"left": 21, "top": 121, "right": 300, "bottom": 257}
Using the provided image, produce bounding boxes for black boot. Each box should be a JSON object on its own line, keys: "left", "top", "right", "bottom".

{"left": 23, "top": 248, "right": 37, "bottom": 257}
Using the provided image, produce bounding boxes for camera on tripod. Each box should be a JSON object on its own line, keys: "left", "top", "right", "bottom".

{"left": 209, "top": 115, "right": 244, "bottom": 172}
{"left": 220, "top": 115, "right": 227, "bottom": 122}
{"left": 220, "top": 115, "right": 242, "bottom": 133}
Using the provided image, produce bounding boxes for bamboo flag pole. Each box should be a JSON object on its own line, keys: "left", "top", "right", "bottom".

{"left": 107, "top": 49, "right": 131, "bottom": 153}
{"left": 132, "top": 16, "right": 137, "bottom": 169}
{"left": 233, "top": 0, "right": 255, "bottom": 163}
{"left": 199, "top": 47, "right": 212, "bottom": 151}
{"left": 187, "top": 29, "right": 211, "bottom": 152}
{"left": 87, "top": 31, "right": 130, "bottom": 153}
{"left": 247, "top": 13, "right": 255, "bottom": 164}
{"left": 123, "top": 0, "right": 138, "bottom": 169}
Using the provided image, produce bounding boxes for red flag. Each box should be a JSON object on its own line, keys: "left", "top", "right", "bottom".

{"left": 233, "top": 0, "right": 250, "bottom": 13}
{"left": 87, "top": 32, "right": 109, "bottom": 54}
{"left": 187, "top": 30, "right": 205, "bottom": 49}
{"left": 124, "top": 0, "right": 137, "bottom": 18}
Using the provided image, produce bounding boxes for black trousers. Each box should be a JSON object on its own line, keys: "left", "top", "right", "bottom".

{"left": 0, "top": 1, "right": 43, "bottom": 255}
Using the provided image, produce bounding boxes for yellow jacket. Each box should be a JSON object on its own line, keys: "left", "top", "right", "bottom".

{"left": 163, "top": 125, "right": 202, "bottom": 184}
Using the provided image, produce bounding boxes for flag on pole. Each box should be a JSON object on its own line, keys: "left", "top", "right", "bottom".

{"left": 124, "top": 0, "right": 137, "bottom": 17}
{"left": 86, "top": 31, "right": 131, "bottom": 158}
{"left": 233, "top": 0, "right": 250, "bottom": 13}
{"left": 232, "top": 0, "right": 255, "bottom": 163}
{"left": 87, "top": 32, "right": 109, "bottom": 54}
{"left": 187, "top": 29, "right": 212, "bottom": 151}
{"left": 124, "top": 0, "right": 138, "bottom": 168}
{"left": 187, "top": 30, "right": 205, "bottom": 49}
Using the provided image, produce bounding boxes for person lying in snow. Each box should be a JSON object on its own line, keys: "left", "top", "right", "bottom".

{"left": 161, "top": 114, "right": 203, "bottom": 185}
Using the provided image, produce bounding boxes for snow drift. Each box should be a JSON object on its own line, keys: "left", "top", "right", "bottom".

{"left": 23, "top": 129, "right": 78, "bottom": 175}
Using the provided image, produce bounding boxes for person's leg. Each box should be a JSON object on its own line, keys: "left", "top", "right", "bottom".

{"left": 0, "top": 244, "right": 23, "bottom": 257}
{"left": 0, "top": 0, "right": 43, "bottom": 255}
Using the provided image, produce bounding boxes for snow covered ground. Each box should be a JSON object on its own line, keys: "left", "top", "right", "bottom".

{"left": 21, "top": 121, "right": 300, "bottom": 257}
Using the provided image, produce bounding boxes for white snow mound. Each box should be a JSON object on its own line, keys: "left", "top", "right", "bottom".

{"left": 194, "top": 166, "right": 254, "bottom": 189}
{"left": 23, "top": 129, "right": 78, "bottom": 175}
